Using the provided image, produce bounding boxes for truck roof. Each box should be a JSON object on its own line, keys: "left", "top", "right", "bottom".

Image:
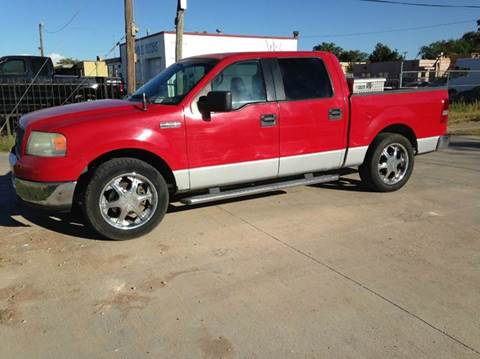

{"left": 188, "top": 51, "right": 331, "bottom": 61}
{"left": 0, "top": 55, "right": 51, "bottom": 61}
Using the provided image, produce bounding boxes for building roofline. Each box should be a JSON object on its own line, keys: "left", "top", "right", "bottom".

{"left": 121, "top": 30, "right": 297, "bottom": 44}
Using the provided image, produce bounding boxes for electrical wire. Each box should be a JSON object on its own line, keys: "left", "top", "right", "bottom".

{"left": 302, "top": 18, "right": 477, "bottom": 38}
{"left": 45, "top": 10, "right": 81, "bottom": 34}
{"left": 352, "top": 0, "right": 480, "bottom": 9}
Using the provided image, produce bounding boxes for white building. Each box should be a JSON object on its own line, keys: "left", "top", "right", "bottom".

{"left": 120, "top": 31, "right": 298, "bottom": 86}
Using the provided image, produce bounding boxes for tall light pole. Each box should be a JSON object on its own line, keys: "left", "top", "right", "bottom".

{"left": 124, "top": 0, "right": 136, "bottom": 94}
{"left": 175, "top": 0, "right": 187, "bottom": 62}
{"left": 38, "top": 22, "right": 45, "bottom": 57}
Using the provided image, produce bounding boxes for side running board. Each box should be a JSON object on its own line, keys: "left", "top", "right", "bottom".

{"left": 180, "top": 173, "right": 339, "bottom": 205}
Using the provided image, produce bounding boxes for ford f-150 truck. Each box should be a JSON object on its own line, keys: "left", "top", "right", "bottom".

{"left": 9, "top": 51, "right": 449, "bottom": 240}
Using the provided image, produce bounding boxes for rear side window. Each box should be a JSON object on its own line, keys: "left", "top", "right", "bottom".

{"left": 0, "top": 59, "right": 26, "bottom": 75}
{"left": 278, "top": 58, "right": 333, "bottom": 100}
{"left": 32, "top": 58, "right": 51, "bottom": 77}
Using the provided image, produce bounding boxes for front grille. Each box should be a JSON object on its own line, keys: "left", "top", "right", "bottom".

{"left": 15, "top": 126, "right": 25, "bottom": 156}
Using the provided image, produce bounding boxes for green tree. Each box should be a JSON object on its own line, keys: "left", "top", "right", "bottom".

{"left": 56, "top": 57, "right": 79, "bottom": 66}
{"left": 339, "top": 50, "right": 368, "bottom": 62}
{"left": 418, "top": 31, "right": 480, "bottom": 59}
{"left": 369, "top": 43, "right": 404, "bottom": 62}
{"left": 313, "top": 42, "right": 368, "bottom": 62}
{"left": 313, "top": 42, "right": 344, "bottom": 58}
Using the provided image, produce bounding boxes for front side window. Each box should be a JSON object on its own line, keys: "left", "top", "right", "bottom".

{"left": 278, "top": 58, "right": 333, "bottom": 100}
{"left": 211, "top": 60, "right": 266, "bottom": 110}
{"left": 130, "top": 58, "right": 218, "bottom": 105}
{"left": 0, "top": 59, "right": 26, "bottom": 75}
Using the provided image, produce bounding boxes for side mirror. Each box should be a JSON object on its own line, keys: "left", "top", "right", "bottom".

{"left": 198, "top": 91, "right": 232, "bottom": 115}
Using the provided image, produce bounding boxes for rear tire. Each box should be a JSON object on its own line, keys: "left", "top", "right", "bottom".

{"left": 359, "top": 133, "right": 414, "bottom": 192}
{"left": 82, "top": 158, "right": 169, "bottom": 240}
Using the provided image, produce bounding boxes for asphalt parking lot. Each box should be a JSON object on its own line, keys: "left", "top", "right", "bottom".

{"left": 0, "top": 136, "right": 479, "bottom": 358}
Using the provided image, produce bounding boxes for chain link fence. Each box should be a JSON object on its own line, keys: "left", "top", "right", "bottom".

{"left": 393, "top": 69, "right": 480, "bottom": 102}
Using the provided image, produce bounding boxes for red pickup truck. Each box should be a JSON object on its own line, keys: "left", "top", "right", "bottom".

{"left": 9, "top": 51, "right": 449, "bottom": 240}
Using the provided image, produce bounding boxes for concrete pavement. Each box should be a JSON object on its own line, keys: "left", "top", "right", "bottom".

{"left": 0, "top": 137, "right": 479, "bottom": 358}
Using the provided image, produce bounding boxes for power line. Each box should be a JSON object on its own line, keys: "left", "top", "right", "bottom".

{"left": 353, "top": 0, "right": 480, "bottom": 9}
{"left": 45, "top": 10, "right": 81, "bottom": 34}
{"left": 302, "top": 18, "right": 477, "bottom": 38}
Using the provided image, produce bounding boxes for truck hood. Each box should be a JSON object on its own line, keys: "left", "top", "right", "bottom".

{"left": 19, "top": 99, "right": 173, "bottom": 131}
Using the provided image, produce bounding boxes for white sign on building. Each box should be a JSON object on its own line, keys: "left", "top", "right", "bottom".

{"left": 120, "top": 31, "right": 298, "bottom": 86}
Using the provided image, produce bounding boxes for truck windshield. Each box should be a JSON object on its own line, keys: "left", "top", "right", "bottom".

{"left": 130, "top": 58, "right": 218, "bottom": 105}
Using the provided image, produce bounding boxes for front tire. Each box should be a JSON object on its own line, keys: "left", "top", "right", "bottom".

{"left": 359, "top": 133, "right": 414, "bottom": 192}
{"left": 82, "top": 158, "right": 169, "bottom": 240}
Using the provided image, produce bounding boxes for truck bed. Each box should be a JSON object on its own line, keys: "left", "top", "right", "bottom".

{"left": 348, "top": 87, "right": 449, "bottom": 150}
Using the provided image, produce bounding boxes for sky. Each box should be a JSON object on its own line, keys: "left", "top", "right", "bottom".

{"left": 1, "top": 0, "right": 479, "bottom": 63}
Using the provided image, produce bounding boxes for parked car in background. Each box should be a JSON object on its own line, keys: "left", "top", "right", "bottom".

{"left": 447, "top": 58, "right": 480, "bottom": 103}
{"left": 9, "top": 51, "right": 449, "bottom": 240}
{"left": 0, "top": 55, "right": 124, "bottom": 126}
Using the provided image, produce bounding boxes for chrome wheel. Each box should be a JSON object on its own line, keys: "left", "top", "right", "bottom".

{"left": 99, "top": 173, "right": 158, "bottom": 230}
{"left": 377, "top": 143, "right": 409, "bottom": 185}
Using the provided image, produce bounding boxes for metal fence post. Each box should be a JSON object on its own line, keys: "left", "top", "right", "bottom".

{"left": 5, "top": 114, "right": 12, "bottom": 139}
{"left": 399, "top": 61, "right": 404, "bottom": 89}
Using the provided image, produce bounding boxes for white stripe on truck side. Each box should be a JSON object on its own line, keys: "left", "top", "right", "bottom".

{"left": 173, "top": 138, "right": 437, "bottom": 192}
{"left": 343, "top": 146, "right": 369, "bottom": 167}
{"left": 188, "top": 158, "right": 279, "bottom": 191}
{"left": 417, "top": 136, "right": 440, "bottom": 154}
{"left": 278, "top": 149, "right": 346, "bottom": 177}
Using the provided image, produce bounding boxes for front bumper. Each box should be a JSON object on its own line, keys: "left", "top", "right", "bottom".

{"left": 436, "top": 135, "right": 450, "bottom": 151}
{"left": 9, "top": 152, "right": 77, "bottom": 210}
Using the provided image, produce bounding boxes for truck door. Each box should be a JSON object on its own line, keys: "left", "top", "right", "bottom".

{"left": 0, "top": 57, "right": 29, "bottom": 116}
{"left": 273, "top": 57, "right": 348, "bottom": 176}
{"left": 184, "top": 59, "right": 279, "bottom": 190}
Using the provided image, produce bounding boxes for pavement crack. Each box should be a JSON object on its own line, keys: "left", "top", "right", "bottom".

{"left": 218, "top": 206, "right": 480, "bottom": 357}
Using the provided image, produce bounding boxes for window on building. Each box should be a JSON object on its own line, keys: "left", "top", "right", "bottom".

{"left": 278, "top": 58, "right": 333, "bottom": 100}
{"left": 0, "top": 59, "right": 26, "bottom": 75}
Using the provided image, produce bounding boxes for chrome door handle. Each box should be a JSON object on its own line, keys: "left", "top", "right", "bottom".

{"left": 261, "top": 114, "right": 277, "bottom": 127}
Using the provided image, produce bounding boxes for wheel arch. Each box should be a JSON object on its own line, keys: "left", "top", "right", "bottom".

{"left": 373, "top": 124, "right": 418, "bottom": 152}
{"left": 88, "top": 148, "right": 176, "bottom": 189}
{"left": 72, "top": 148, "right": 178, "bottom": 210}
{"left": 357, "top": 123, "right": 418, "bottom": 170}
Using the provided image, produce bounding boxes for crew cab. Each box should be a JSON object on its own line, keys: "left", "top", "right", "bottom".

{"left": 9, "top": 51, "right": 449, "bottom": 240}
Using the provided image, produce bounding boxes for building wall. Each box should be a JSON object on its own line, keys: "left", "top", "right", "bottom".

{"left": 120, "top": 33, "right": 167, "bottom": 87}
{"left": 162, "top": 32, "right": 298, "bottom": 69}
{"left": 120, "top": 31, "right": 298, "bottom": 87}
{"left": 82, "top": 61, "right": 108, "bottom": 77}
{"left": 105, "top": 58, "right": 122, "bottom": 78}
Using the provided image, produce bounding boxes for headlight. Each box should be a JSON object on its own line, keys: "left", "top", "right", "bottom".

{"left": 26, "top": 131, "right": 67, "bottom": 157}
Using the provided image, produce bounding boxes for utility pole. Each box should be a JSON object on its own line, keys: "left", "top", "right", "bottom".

{"left": 38, "top": 22, "right": 45, "bottom": 57}
{"left": 175, "top": 0, "right": 187, "bottom": 62}
{"left": 124, "top": 0, "right": 136, "bottom": 94}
